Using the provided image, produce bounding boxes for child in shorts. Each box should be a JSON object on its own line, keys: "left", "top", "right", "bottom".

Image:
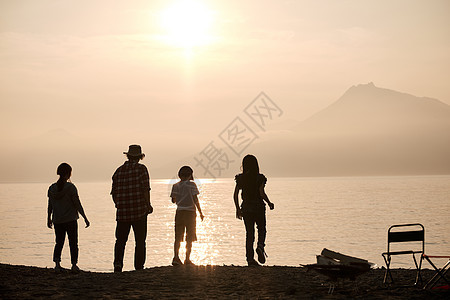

{"left": 170, "top": 166, "right": 204, "bottom": 266}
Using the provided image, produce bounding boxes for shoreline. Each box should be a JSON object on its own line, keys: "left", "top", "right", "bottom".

{"left": 1, "top": 263, "right": 448, "bottom": 299}
{"left": 1, "top": 174, "right": 450, "bottom": 184}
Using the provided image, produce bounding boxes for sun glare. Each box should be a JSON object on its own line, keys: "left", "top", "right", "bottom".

{"left": 160, "top": 0, "right": 214, "bottom": 48}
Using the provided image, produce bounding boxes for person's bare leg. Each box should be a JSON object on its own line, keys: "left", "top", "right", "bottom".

{"left": 185, "top": 241, "right": 193, "bottom": 264}
{"left": 172, "top": 239, "right": 182, "bottom": 265}
{"left": 174, "top": 240, "right": 180, "bottom": 259}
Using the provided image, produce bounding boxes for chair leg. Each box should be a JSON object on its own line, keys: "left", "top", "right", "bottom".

{"left": 328, "top": 283, "right": 335, "bottom": 295}
{"left": 413, "top": 253, "right": 423, "bottom": 286}
{"left": 383, "top": 255, "right": 394, "bottom": 284}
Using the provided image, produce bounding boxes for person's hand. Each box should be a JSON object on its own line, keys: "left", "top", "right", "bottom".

{"left": 236, "top": 208, "right": 242, "bottom": 220}
{"left": 268, "top": 202, "right": 274, "bottom": 210}
{"left": 84, "top": 218, "right": 90, "bottom": 228}
{"left": 200, "top": 213, "right": 205, "bottom": 221}
{"left": 47, "top": 219, "right": 53, "bottom": 229}
{"left": 148, "top": 205, "right": 153, "bottom": 214}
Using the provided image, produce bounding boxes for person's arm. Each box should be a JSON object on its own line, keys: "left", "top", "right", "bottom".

{"left": 193, "top": 195, "right": 204, "bottom": 221}
{"left": 233, "top": 184, "right": 242, "bottom": 219}
{"left": 143, "top": 189, "right": 153, "bottom": 214}
{"left": 72, "top": 188, "right": 90, "bottom": 228}
{"left": 78, "top": 203, "right": 90, "bottom": 228}
{"left": 259, "top": 184, "right": 274, "bottom": 210}
{"left": 47, "top": 199, "right": 53, "bottom": 229}
{"left": 111, "top": 172, "right": 117, "bottom": 205}
{"left": 170, "top": 184, "right": 177, "bottom": 204}
{"left": 76, "top": 200, "right": 90, "bottom": 228}
{"left": 142, "top": 167, "right": 153, "bottom": 214}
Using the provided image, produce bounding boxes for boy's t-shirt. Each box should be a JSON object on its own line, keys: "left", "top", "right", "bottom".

{"left": 170, "top": 180, "right": 199, "bottom": 212}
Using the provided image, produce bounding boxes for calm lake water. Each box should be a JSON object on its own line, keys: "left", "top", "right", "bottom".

{"left": 0, "top": 176, "right": 449, "bottom": 272}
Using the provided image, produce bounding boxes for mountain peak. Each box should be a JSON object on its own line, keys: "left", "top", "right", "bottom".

{"left": 338, "top": 83, "right": 448, "bottom": 111}
{"left": 344, "top": 82, "right": 386, "bottom": 99}
{"left": 354, "top": 82, "right": 376, "bottom": 89}
{"left": 297, "top": 83, "right": 450, "bottom": 135}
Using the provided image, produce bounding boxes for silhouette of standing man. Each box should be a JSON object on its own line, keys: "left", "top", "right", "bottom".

{"left": 111, "top": 145, "right": 153, "bottom": 272}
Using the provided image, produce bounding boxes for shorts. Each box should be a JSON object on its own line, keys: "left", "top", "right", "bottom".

{"left": 175, "top": 210, "right": 197, "bottom": 242}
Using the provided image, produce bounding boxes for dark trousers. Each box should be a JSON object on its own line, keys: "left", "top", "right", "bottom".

{"left": 53, "top": 220, "right": 78, "bottom": 264}
{"left": 114, "top": 215, "right": 147, "bottom": 270}
{"left": 243, "top": 211, "right": 266, "bottom": 262}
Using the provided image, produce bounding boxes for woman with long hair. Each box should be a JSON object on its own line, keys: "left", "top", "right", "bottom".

{"left": 233, "top": 155, "right": 274, "bottom": 266}
{"left": 47, "top": 163, "right": 89, "bottom": 272}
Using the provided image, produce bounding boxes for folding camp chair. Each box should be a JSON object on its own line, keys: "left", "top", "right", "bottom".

{"left": 382, "top": 223, "right": 425, "bottom": 286}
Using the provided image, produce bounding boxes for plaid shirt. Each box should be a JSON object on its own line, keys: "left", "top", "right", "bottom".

{"left": 111, "top": 161, "right": 151, "bottom": 222}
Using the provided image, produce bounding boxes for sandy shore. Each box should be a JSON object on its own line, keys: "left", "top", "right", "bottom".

{"left": 0, "top": 263, "right": 448, "bottom": 299}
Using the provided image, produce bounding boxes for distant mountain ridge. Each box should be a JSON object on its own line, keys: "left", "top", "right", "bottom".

{"left": 253, "top": 83, "right": 450, "bottom": 177}
{"left": 296, "top": 82, "right": 450, "bottom": 136}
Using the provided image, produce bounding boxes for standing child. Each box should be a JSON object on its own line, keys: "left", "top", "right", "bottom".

{"left": 234, "top": 154, "right": 274, "bottom": 266}
{"left": 170, "top": 166, "right": 204, "bottom": 266}
{"left": 47, "top": 163, "right": 90, "bottom": 272}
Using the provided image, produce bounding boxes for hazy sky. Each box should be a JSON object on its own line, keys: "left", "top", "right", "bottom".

{"left": 1, "top": 0, "right": 449, "bottom": 181}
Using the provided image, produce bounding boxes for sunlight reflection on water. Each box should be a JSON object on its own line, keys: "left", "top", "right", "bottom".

{"left": 0, "top": 176, "right": 449, "bottom": 272}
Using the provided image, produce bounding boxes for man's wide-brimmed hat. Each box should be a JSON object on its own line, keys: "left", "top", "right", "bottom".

{"left": 123, "top": 145, "right": 144, "bottom": 157}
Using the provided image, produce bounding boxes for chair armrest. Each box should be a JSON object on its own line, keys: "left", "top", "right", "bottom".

{"left": 383, "top": 250, "right": 422, "bottom": 256}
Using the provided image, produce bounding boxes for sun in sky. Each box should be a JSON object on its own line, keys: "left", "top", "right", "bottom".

{"left": 160, "top": 0, "right": 215, "bottom": 48}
